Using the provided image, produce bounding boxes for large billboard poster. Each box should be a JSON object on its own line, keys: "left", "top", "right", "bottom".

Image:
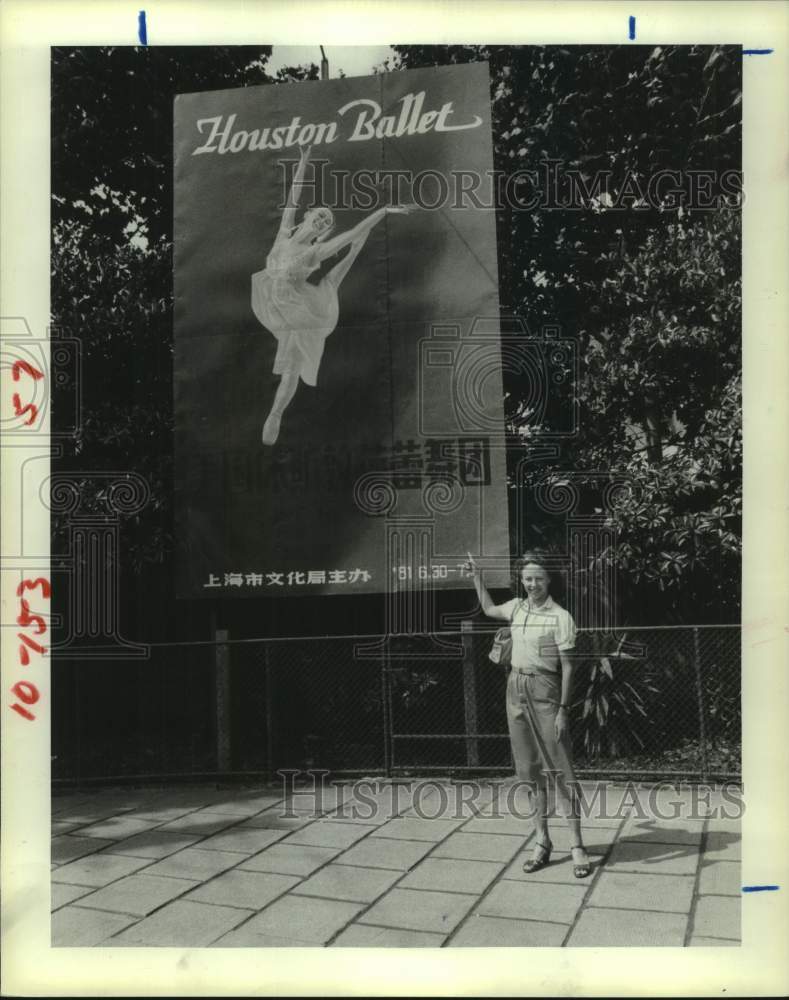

{"left": 174, "top": 62, "right": 510, "bottom": 597}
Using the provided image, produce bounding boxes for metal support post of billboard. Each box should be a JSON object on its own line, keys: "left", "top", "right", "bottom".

{"left": 461, "top": 620, "right": 480, "bottom": 768}
{"left": 215, "top": 628, "right": 231, "bottom": 772}
{"left": 264, "top": 642, "right": 275, "bottom": 785}
{"left": 693, "top": 626, "right": 710, "bottom": 783}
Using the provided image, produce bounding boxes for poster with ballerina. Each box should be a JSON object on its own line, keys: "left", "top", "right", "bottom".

{"left": 173, "top": 62, "right": 510, "bottom": 597}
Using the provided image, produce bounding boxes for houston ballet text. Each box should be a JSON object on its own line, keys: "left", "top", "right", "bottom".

{"left": 191, "top": 90, "right": 483, "bottom": 156}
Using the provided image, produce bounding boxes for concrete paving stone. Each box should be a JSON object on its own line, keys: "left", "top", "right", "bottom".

{"left": 186, "top": 869, "right": 300, "bottom": 910}
{"left": 52, "top": 820, "right": 88, "bottom": 835}
{"left": 572, "top": 814, "right": 627, "bottom": 829}
{"left": 51, "top": 883, "right": 95, "bottom": 910}
{"left": 691, "top": 895, "right": 740, "bottom": 940}
{"left": 109, "top": 899, "right": 251, "bottom": 947}
{"left": 52, "top": 853, "right": 153, "bottom": 888}
{"left": 431, "top": 832, "right": 526, "bottom": 863}
{"left": 478, "top": 879, "right": 587, "bottom": 924}
{"left": 190, "top": 795, "right": 283, "bottom": 817}
{"left": 101, "top": 830, "right": 200, "bottom": 860}
{"left": 74, "top": 815, "right": 163, "bottom": 841}
{"left": 605, "top": 840, "right": 700, "bottom": 876}
{"left": 327, "top": 786, "right": 418, "bottom": 825}
{"left": 320, "top": 811, "right": 389, "bottom": 827}
{"left": 239, "top": 893, "right": 365, "bottom": 943}
{"left": 143, "top": 848, "right": 247, "bottom": 881}
{"left": 627, "top": 784, "right": 738, "bottom": 820}
{"left": 196, "top": 826, "right": 290, "bottom": 854}
{"left": 703, "top": 830, "right": 741, "bottom": 862}
{"left": 502, "top": 851, "right": 604, "bottom": 885}
{"left": 589, "top": 871, "right": 695, "bottom": 912}
{"left": 156, "top": 813, "right": 241, "bottom": 837}
{"left": 52, "top": 795, "right": 100, "bottom": 814}
{"left": 370, "top": 817, "right": 464, "bottom": 843}
{"left": 128, "top": 804, "right": 204, "bottom": 822}
{"left": 461, "top": 814, "right": 538, "bottom": 838}
{"left": 72, "top": 791, "right": 150, "bottom": 808}
{"left": 359, "top": 888, "right": 476, "bottom": 934}
{"left": 50, "top": 807, "right": 121, "bottom": 825}
{"left": 238, "top": 812, "right": 313, "bottom": 831}
{"left": 688, "top": 936, "right": 740, "bottom": 947}
{"left": 210, "top": 931, "right": 314, "bottom": 947}
{"left": 571, "top": 793, "right": 635, "bottom": 827}
{"left": 292, "top": 863, "right": 401, "bottom": 903}
{"left": 704, "top": 814, "right": 742, "bottom": 834}
{"left": 238, "top": 844, "right": 342, "bottom": 876}
{"left": 346, "top": 781, "right": 417, "bottom": 814}
{"left": 399, "top": 858, "right": 504, "bottom": 895}
{"left": 544, "top": 824, "right": 619, "bottom": 854}
{"left": 146, "top": 788, "right": 252, "bottom": 809}
{"left": 616, "top": 784, "right": 696, "bottom": 811}
{"left": 52, "top": 905, "right": 138, "bottom": 946}
{"left": 482, "top": 796, "right": 541, "bottom": 822}
{"left": 76, "top": 873, "right": 198, "bottom": 917}
{"left": 403, "top": 782, "right": 494, "bottom": 819}
{"left": 331, "top": 924, "right": 445, "bottom": 947}
{"left": 52, "top": 835, "right": 115, "bottom": 865}
{"left": 280, "top": 821, "right": 374, "bottom": 849}
{"left": 449, "top": 914, "right": 568, "bottom": 947}
{"left": 284, "top": 786, "right": 353, "bottom": 817}
{"left": 567, "top": 906, "right": 688, "bottom": 946}
{"left": 338, "top": 837, "right": 435, "bottom": 872}
{"left": 580, "top": 784, "right": 661, "bottom": 820}
{"left": 698, "top": 860, "right": 741, "bottom": 897}
{"left": 620, "top": 816, "right": 705, "bottom": 847}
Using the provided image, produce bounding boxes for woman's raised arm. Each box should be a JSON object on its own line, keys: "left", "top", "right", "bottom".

{"left": 278, "top": 145, "right": 313, "bottom": 237}
{"left": 465, "top": 552, "right": 511, "bottom": 620}
{"left": 312, "top": 204, "right": 415, "bottom": 261}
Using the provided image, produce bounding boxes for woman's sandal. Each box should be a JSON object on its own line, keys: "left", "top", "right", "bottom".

{"left": 522, "top": 839, "right": 552, "bottom": 873}
{"left": 571, "top": 845, "right": 592, "bottom": 879}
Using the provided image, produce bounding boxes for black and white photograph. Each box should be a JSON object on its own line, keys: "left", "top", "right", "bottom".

{"left": 1, "top": 1, "right": 787, "bottom": 995}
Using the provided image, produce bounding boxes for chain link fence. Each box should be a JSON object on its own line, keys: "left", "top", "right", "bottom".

{"left": 52, "top": 625, "right": 740, "bottom": 785}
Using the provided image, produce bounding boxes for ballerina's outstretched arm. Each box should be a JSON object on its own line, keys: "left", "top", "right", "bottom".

{"left": 312, "top": 204, "right": 416, "bottom": 263}
{"left": 277, "top": 145, "right": 314, "bottom": 238}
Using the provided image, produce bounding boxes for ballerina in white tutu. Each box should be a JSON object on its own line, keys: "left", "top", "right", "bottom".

{"left": 252, "top": 145, "right": 415, "bottom": 446}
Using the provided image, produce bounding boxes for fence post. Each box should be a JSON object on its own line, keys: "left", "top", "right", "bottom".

{"left": 264, "top": 642, "right": 274, "bottom": 785}
{"left": 692, "top": 626, "right": 710, "bottom": 782}
{"left": 215, "top": 627, "right": 231, "bottom": 773}
{"left": 381, "top": 650, "right": 392, "bottom": 778}
{"left": 461, "top": 620, "right": 480, "bottom": 768}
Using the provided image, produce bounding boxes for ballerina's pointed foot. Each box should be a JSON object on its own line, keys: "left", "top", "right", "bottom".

{"left": 571, "top": 845, "right": 592, "bottom": 879}
{"left": 262, "top": 413, "right": 282, "bottom": 446}
{"left": 522, "top": 838, "right": 552, "bottom": 874}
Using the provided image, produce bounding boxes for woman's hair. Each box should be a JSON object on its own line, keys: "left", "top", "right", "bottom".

{"left": 512, "top": 549, "right": 554, "bottom": 597}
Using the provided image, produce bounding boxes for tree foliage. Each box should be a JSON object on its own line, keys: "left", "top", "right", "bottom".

{"left": 392, "top": 44, "right": 742, "bottom": 623}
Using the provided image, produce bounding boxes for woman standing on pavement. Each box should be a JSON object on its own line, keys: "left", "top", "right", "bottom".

{"left": 465, "top": 550, "right": 592, "bottom": 878}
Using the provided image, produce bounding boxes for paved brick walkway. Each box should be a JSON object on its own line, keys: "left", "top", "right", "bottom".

{"left": 51, "top": 780, "right": 741, "bottom": 947}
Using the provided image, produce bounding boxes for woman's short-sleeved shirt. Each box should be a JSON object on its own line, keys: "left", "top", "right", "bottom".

{"left": 498, "top": 596, "right": 576, "bottom": 673}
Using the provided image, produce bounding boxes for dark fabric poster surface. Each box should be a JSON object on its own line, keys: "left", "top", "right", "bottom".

{"left": 174, "top": 62, "right": 510, "bottom": 597}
